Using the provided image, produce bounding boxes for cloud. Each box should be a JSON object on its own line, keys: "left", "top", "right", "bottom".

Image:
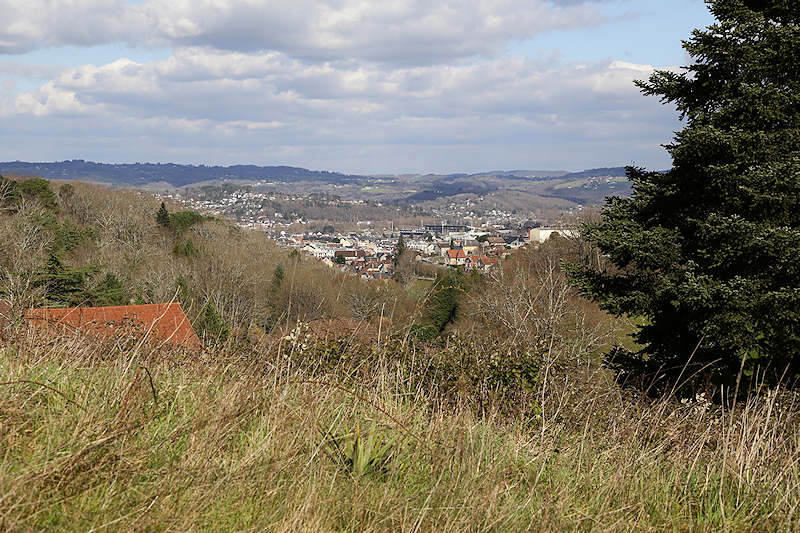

{"left": 1, "top": 0, "right": 607, "bottom": 64}
{"left": 0, "top": 1, "right": 680, "bottom": 172}
{"left": 14, "top": 81, "right": 87, "bottom": 116}
{"left": 14, "top": 50, "right": 660, "bottom": 122}
{"left": 0, "top": 0, "right": 148, "bottom": 54}
{"left": 1, "top": 48, "right": 677, "bottom": 172}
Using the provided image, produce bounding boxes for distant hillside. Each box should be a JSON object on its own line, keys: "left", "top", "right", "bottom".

{"left": 0, "top": 160, "right": 360, "bottom": 187}
{"left": 557, "top": 167, "right": 628, "bottom": 180}
{"left": 395, "top": 167, "right": 632, "bottom": 206}
{"left": 0, "top": 160, "right": 636, "bottom": 206}
{"left": 539, "top": 167, "right": 632, "bottom": 205}
{"left": 470, "top": 169, "right": 569, "bottom": 179}
{"left": 403, "top": 180, "right": 498, "bottom": 203}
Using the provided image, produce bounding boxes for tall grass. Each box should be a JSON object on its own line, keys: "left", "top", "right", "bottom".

{"left": 1, "top": 329, "right": 798, "bottom": 531}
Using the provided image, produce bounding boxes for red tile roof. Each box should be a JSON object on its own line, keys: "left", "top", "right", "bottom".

{"left": 26, "top": 303, "right": 201, "bottom": 349}
{"left": 447, "top": 249, "right": 466, "bottom": 259}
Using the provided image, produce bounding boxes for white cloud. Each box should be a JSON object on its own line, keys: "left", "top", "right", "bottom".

{"left": 0, "top": 1, "right": 682, "bottom": 172}
{"left": 1, "top": 0, "right": 606, "bottom": 64}
{"left": 1, "top": 47, "right": 677, "bottom": 172}
{"left": 14, "top": 81, "right": 87, "bottom": 116}
{"left": 0, "top": 0, "right": 149, "bottom": 54}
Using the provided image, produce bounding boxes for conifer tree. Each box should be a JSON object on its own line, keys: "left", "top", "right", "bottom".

{"left": 33, "top": 254, "right": 98, "bottom": 307}
{"left": 394, "top": 234, "right": 407, "bottom": 266}
{"left": 156, "top": 202, "right": 170, "bottom": 228}
{"left": 90, "top": 273, "right": 129, "bottom": 306}
{"left": 570, "top": 0, "right": 800, "bottom": 393}
{"left": 195, "top": 302, "right": 229, "bottom": 343}
{"left": 270, "top": 264, "right": 285, "bottom": 292}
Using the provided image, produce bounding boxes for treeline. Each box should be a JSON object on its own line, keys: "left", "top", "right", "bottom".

{"left": 0, "top": 161, "right": 360, "bottom": 187}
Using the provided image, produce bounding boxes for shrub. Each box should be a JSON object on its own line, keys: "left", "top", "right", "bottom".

{"left": 195, "top": 301, "right": 230, "bottom": 343}
{"left": 18, "top": 178, "right": 58, "bottom": 211}
{"left": 168, "top": 210, "right": 204, "bottom": 234}
{"left": 89, "top": 273, "right": 129, "bottom": 306}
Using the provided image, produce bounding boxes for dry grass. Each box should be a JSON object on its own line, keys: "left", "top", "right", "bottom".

{"left": 1, "top": 330, "right": 799, "bottom": 532}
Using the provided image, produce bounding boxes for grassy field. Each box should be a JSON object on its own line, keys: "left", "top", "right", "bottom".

{"left": 2, "top": 330, "right": 799, "bottom": 532}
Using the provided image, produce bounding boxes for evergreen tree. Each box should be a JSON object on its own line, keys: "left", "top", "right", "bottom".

{"left": 570, "top": 0, "right": 800, "bottom": 393}
{"left": 89, "top": 273, "right": 129, "bottom": 306}
{"left": 270, "top": 264, "right": 285, "bottom": 292}
{"left": 18, "top": 178, "right": 58, "bottom": 211}
{"left": 175, "top": 275, "right": 192, "bottom": 306}
{"left": 394, "top": 234, "right": 407, "bottom": 266}
{"left": 33, "top": 254, "right": 98, "bottom": 307}
{"left": 425, "top": 268, "right": 464, "bottom": 334}
{"left": 195, "top": 302, "right": 229, "bottom": 343}
{"left": 173, "top": 237, "right": 200, "bottom": 257}
{"left": 156, "top": 202, "right": 170, "bottom": 227}
{"left": 1, "top": 177, "right": 58, "bottom": 212}
{"left": 169, "top": 210, "right": 204, "bottom": 234}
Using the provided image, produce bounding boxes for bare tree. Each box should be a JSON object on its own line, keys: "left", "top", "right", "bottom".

{"left": 0, "top": 201, "right": 53, "bottom": 317}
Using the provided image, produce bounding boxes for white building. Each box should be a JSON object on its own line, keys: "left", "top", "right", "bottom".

{"left": 528, "top": 227, "right": 578, "bottom": 244}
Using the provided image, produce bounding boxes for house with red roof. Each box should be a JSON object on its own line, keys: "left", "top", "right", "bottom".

{"left": 446, "top": 249, "right": 467, "bottom": 266}
{"left": 24, "top": 302, "right": 202, "bottom": 349}
{"left": 465, "top": 255, "right": 500, "bottom": 272}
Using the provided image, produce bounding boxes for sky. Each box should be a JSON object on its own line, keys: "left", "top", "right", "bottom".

{"left": 0, "top": 0, "right": 715, "bottom": 174}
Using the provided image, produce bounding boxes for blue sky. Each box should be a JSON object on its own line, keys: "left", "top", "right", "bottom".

{"left": 0, "top": 0, "right": 716, "bottom": 174}
{"left": 514, "top": 0, "right": 712, "bottom": 65}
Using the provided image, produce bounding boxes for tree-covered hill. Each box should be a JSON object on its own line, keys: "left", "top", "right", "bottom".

{"left": 0, "top": 160, "right": 362, "bottom": 187}
{"left": 0, "top": 160, "right": 633, "bottom": 207}
{"left": 0, "top": 175, "right": 414, "bottom": 343}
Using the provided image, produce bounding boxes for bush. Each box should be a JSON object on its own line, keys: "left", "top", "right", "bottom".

{"left": 168, "top": 210, "right": 204, "bottom": 234}
{"left": 195, "top": 301, "right": 229, "bottom": 343}
{"left": 89, "top": 273, "right": 129, "bottom": 306}
{"left": 18, "top": 178, "right": 58, "bottom": 211}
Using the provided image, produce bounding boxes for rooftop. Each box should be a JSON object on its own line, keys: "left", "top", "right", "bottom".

{"left": 25, "top": 303, "right": 202, "bottom": 349}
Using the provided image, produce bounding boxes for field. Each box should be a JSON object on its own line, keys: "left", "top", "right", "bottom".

{"left": 1, "top": 329, "right": 799, "bottom": 531}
